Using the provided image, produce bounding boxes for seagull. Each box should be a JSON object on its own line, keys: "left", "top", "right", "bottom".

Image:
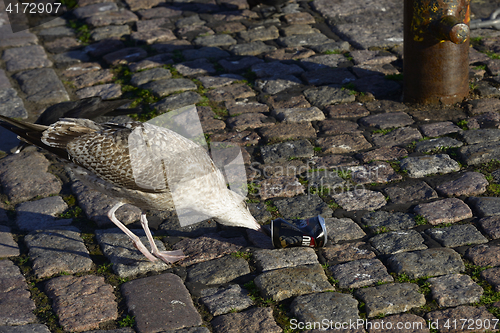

{"left": 0, "top": 114, "right": 263, "bottom": 264}
{"left": 14, "top": 97, "right": 141, "bottom": 153}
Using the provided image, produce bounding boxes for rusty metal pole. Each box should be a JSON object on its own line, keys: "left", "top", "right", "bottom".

{"left": 403, "top": 0, "right": 471, "bottom": 104}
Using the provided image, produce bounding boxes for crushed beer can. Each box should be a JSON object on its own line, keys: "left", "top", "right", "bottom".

{"left": 271, "top": 215, "right": 327, "bottom": 248}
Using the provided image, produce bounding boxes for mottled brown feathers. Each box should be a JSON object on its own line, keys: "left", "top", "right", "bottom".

{"left": 66, "top": 126, "right": 162, "bottom": 192}
{"left": 41, "top": 119, "right": 102, "bottom": 148}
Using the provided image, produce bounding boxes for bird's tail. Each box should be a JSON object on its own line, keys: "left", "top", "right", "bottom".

{"left": 0, "top": 115, "right": 67, "bottom": 158}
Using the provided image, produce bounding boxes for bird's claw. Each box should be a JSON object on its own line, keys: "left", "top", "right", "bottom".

{"left": 153, "top": 250, "right": 186, "bottom": 264}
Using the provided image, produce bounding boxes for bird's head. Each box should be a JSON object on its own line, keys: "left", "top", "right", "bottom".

{"left": 214, "top": 189, "right": 263, "bottom": 232}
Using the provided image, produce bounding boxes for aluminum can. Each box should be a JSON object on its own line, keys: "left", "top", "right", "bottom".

{"left": 271, "top": 215, "right": 327, "bottom": 248}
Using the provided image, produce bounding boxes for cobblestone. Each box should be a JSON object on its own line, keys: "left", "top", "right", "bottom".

{"left": 387, "top": 248, "right": 465, "bottom": 279}
{"left": 468, "top": 196, "right": 500, "bottom": 217}
{"left": 52, "top": 50, "right": 90, "bottom": 68}
{"left": 330, "top": 258, "right": 394, "bottom": 289}
{"left": 130, "top": 68, "right": 171, "bottom": 86}
{"left": 0, "top": 27, "right": 38, "bottom": 48}
{"left": 458, "top": 141, "right": 500, "bottom": 165}
{"left": 332, "top": 189, "right": 387, "bottom": 211}
{"left": 3, "top": 45, "right": 52, "bottom": 72}
{"left": 290, "top": 292, "right": 360, "bottom": 327}
{"left": 274, "top": 195, "right": 332, "bottom": 219}
{"left": 299, "top": 54, "right": 347, "bottom": 71}
{"left": 313, "top": 154, "right": 359, "bottom": 168}
{"left": 121, "top": 273, "right": 202, "bottom": 333}
{"left": 76, "top": 83, "right": 122, "bottom": 100}
{"left": 414, "top": 137, "right": 463, "bottom": 153}
{"left": 322, "top": 242, "right": 376, "bottom": 265}
{"left": 90, "top": 26, "right": 129, "bottom": 41}
{"left": 0, "top": 88, "right": 27, "bottom": 119}
{"left": 211, "top": 307, "right": 281, "bottom": 333}
{"left": 465, "top": 244, "right": 500, "bottom": 267}
{"left": 45, "top": 275, "right": 117, "bottom": 332}
{"left": 187, "top": 255, "right": 250, "bottom": 284}
{"left": 372, "top": 127, "right": 422, "bottom": 147}
{"left": 142, "top": 78, "right": 197, "bottom": 97}
{"left": 15, "top": 196, "right": 69, "bottom": 231}
{"left": 425, "top": 224, "right": 488, "bottom": 247}
{"left": 200, "top": 285, "right": 253, "bottom": 316}
{"left": 477, "top": 216, "right": 500, "bottom": 239}
{"left": 324, "top": 217, "right": 366, "bottom": 243}
{"left": 71, "top": 70, "right": 114, "bottom": 89}
{"left": 316, "top": 132, "right": 372, "bottom": 154}
{"left": 174, "top": 59, "right": 216, "bottom": 77}
{"left": 129, "top": 55, "right": 173, "bottom": 72}
{"left": 360, "top": 112, "right": 413, "bottom": 129}
{"left": 0, "top": 325, "right": 52, "bottom": 333}
{"left": 413, "top": 198, "right": 473, "bottom": 225}
{"left": 253, "top": 247, "right": 318, "bottom": 272}
{"left": 37, "top": 26, "right": 75, "bottom": 40}
{"left": 206, "top": 83, "right": 255, "bottom": 102}
{"left": 254, "top": 264, "right": 333, "bottom": 301}
{"left": 481, "top": 267, "right": 500, "bottom": 292}
{"left": 369, "top": 230, "right": 427, "bottom": 255}
{"left": 435, "top": 172, "right": 488, "bottom": 197}
{"left": 256, "top": 75, "right": 303, "bottom": 95}
{"left": 25, "top": 227, "right": 93, "bottom": 278}
{"left": 84, "top": 39, "right": 123, "bottom": 57}
{"left": 0, "top": 225, "right": 19, "bottom": 257}
{"left": 354, "top": 283, "right": 425, "bottom": 318}
{"left": 427, "top": 274, "right": 483, "bottom": 308}
{"left": 361, "top": 211, "right": 416, "bottom": 233}
{"left": 153, "top": 91, "right": 202, "bottom": 112}
{"left": 303, "top": 86, "right": 356, "bottom": 107}
{"left": 400, "top": 154, "right": 460, "bottom": 178}
{"left": 460, "top": 128, "right": 500, "bottom": 145}
{"left": 0, "top": 152, "right": 61, "bottom": 204}
{"left": 349, "top": 161, "right": 402, "bottom": 185}
{"left": 419, "top": 121, "right": 461, "bottom": 137}
{"left": 226, "top": 113, "right": 273, "bottom": 131}
{"left": 0, "top": 260, "right": 36, "bottom": 325}
{"left": 14, "top": 68, "right": 69, "bottom": 104}
{"left": 173, "top": 233, "right": 246, "bottom": 267}
{"left": 317, "top": 119, "right": 358, "bottom": 135}
{"left": 260, "top": 139, "right": 314, "bottom": 164}
{"left": 2, "top": 0, "right": 500, "bottom": 329}
{"left": 355, "top": 146, "right": 408, "bottom": 163}
{"left": 325, "top": 102, "right": 369, "bottom": 118}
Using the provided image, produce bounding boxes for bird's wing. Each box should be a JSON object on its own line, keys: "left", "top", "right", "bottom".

{"left": 49, "top": 121, "right": 168, "bottom": 193}
{"left": 59, "top": 120, "right": 219, "bottom": 193}
{"left": 129, "top": 122, "right": 222, "bottom": 192}
{"left": 41, "top": 118, "right": 103, "bottom": 148}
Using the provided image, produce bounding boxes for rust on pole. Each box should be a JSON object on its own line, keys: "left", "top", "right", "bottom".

{"left": 403, "top": 0, "right": 471, "bottom": 104}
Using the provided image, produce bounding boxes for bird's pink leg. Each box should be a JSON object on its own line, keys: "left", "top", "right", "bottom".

{"left": 139, "top": 213, "right": 186, "bottom": 264}
{"left": 107, "top": 202, "right": 158, "bottom": 262}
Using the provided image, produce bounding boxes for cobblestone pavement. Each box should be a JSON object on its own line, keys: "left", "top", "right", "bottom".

{"left": 1, "top": 0, "right": 500, "bottom": 332}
